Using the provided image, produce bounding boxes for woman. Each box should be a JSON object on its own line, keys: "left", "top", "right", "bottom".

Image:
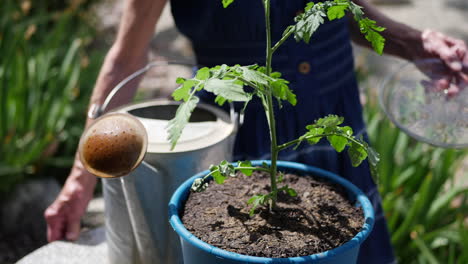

{"left": 44, "top": 1, "right": 467, "bottom": 263}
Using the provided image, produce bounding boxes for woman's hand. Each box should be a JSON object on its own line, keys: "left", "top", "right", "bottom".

{"left": 44, "top": 162, "right": 97, "bottom": 242}
{"left": 417, "top": 30, "right": 468, "bottom": 97}
{"left": 421, "top": 29, "right": 467, "bottom": 72}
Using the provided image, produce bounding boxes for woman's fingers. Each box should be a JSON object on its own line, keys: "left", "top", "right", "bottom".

{"left": 422, "top": 29, "right": 466, "bottom": 72}
{"left": 44, "top": 203, "right": 67, "bottom": 242}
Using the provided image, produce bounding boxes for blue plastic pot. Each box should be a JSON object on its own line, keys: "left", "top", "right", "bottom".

{"left": 169, "top": 160, "right": 374, "bottom": 264}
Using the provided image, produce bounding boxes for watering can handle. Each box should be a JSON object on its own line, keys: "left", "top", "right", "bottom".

{"left": 87, "top": 61, "right": 243, "bottom": 127}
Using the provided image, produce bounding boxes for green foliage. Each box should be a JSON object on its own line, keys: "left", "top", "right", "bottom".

{"left": 295, "top": 115, "right": 379, "bottom": 168}
{"left": 176, "top": 0, "right": 386, "bottom": 214}
{"left": 362, "top": 80, "right": 467, "bottom": 264}
{"left": 222, "top": 0, "right": 235, "bottom": 8}
{"left": 289, "top": 0, "right": 385, "bottom": 55}
{"left": 191, "top": 160, "right": 265, "bottom": 192}
{"left": 247, "top": 185, "right": 297, "bottom": 216}
{"left": 0, "top": 0, "right": 104, "bottom": 193}
{"left": 166, "top": 96, "right": 200, "bottom": 150}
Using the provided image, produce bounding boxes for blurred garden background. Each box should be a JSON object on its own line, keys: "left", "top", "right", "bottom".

{"left": 1, "top": 0, "right": 467, "bottom": 263}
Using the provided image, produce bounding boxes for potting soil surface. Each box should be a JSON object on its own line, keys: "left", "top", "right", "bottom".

{"left": 182, "top": 171, "right": 364, "bottom": 258}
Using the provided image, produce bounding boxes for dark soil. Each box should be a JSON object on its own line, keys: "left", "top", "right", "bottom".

{"left": 181, "top": 171, "right": 364, "bottom": 258}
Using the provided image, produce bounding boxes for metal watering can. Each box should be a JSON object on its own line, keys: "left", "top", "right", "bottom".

{"left": 87, "top": 62, "right": 237, "bottom": 264}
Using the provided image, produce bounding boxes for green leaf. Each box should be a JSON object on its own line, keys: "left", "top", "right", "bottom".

{"left": 212, "top": 64, "right": 230, "bottom": 78}
{"left": 327, "top": 3, "right": 349, "bottom": 20}
{"left": 271, "top": 79, "right": 296, "bottom": 106}
{"left": 218, "top": 160, "right": 236, "bottom": 177}
{"left": 191, "top": 178, "right": 208, "bottom": 192}
{"left": 172, "top": 79, "right": 198, "bottom": 101}
{"left": 275, "top": 172, "right": 284, "bottom": 183}
{"left": 304, "top": 2, "right": 315, "bottom": 12}
{"left": 286, "top": 89, "right": 297, "bottom": 106}
{"left": 240, "top": 67, "right": 269, "bottom": 85}
{"left": 214, "top": 95, "right": 227, "bottom": 106}
{"left": 348, "top": 141, "right": 368, "bottom": 167}
{"left": 222, "top": 0, "right": 235, "bottom": 8}
{"left": 327, "top": 135, "right": 348, "bottom": 152}
{"left": 349, "top": 5, "right": 386, "bottom": 55}
{"left": 204, "top": 79, "right": 251, "bottom": 102}
{"left": 286, "top": 187, "right": 297, "bottom": 197}
{"left": 293, "top": 7, "right": 326, "bottom": 44}
{"left": 196, "top": 67, "right": 210, "bottom": 80}
{"left": 348, "top": 1, "right": 364, "bottom": 18}
{"left": 315, "top": 115, "right": 344, "bottom": 127}
{"left": 166, "top": 96, "right": 199, "bottom": 149}
{"left": 366, "top": 144, "right": 380, "bottom": 168}
{"left": 238, "top": 160, "right": 253, "bottom": 176}
{"left": 210, "top": 164, "right": 226, "bottom": 184}
{"left": 247, "top": 194, "right": 266, "bottom": 216}
{"left": 270, "top": 71, "right": 282, "bottom": 78}
{"left": 303, "top": 127, "right": 324, "bottom": 145}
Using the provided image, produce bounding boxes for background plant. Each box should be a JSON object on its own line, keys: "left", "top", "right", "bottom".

{"left": 168, "top": 0, "right": 385, "bottom": 213}
{"left": 0, "top": 0, "right": 104, "bottom": 194}
{"left": 358, "top": 69, "right": 468, "bottom": 263}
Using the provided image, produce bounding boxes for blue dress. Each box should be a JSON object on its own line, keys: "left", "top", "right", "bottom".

{"left": 171, "top": 1, "right": 395, "bottom": 263}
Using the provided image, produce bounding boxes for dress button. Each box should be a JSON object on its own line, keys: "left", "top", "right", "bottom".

{"left": 298, "top": 62, "right": 311, "bottom": 74}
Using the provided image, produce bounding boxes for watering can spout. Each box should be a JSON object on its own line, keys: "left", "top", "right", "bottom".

{"left": 79, "top": 113, "right": 148, "bottom": 179}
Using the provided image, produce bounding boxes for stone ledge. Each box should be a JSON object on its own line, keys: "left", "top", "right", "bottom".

{"left": 17, "top": 227, "right": 107, "bottom": 264}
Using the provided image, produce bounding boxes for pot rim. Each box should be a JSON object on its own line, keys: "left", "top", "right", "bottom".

{"left": 169, "top": 160, "right": 374, "bottom": 263}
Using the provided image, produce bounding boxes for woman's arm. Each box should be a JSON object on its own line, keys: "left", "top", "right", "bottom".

{"left": 349, "top": 0, "right": 467, "bottom": 73}
{"left": 44, "top": 0, "right": 167, "bottom": 242}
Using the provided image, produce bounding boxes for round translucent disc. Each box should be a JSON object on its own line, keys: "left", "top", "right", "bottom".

{"left": 380, "top": 59, "right": 468, "bottom": 148}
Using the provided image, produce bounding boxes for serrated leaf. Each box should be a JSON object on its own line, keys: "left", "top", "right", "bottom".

{"left": 315, "top": 115, "right": 344, "bottom": 127}
{"left": 286, "top": 187, "right": 297, "bottom": 197}
{"left": 166, "top": 96, "right": 199, "bottom": 149}
{"left": 364, "top": 26, "right": 386, "bottom": 55}
{"left": 241, "top": 68, "right": 269, "bottom": 85}
{"left": 339, "top": 126, "right": 353, "bottom": 136}
{"left": 219, "top": 160, "right": 236, "bottom": 177}
{"left": 366, "top": 145, "right": 380, "bottom": 167}
{"left": 191, "top": 178, "right": 208, "bottom": 192}
{"left": 214, "top": 95, "right": 227, "bottom": 106}
{"left": 304, "top": 127, "right": 324, "bottom": 145}
{"left": 172, "top": 79, "right": 197, "bottom": 101}
{"left": 304, "top": 2, "right": 315, "bottom": 11}
{"left": 212, "top": 64, "right": 229, "bottom": 78}
{"left": 271, "top": 79, "right": 296, "bottom": 106}
{"left": 348, "top": 141, "right": 368, "bottom": 167}
{"left": 221, "top": 0, "right": 234, "bottom": 8}
{"left": 176, "top": 77, "right": 185, "bottom": 84}
{"left": 247, "top": 195, "right": 262, "bottom": 205}
{"left": 270, "top": 71, "right": 282, "bottom": 78}
{"left": 327, "top": 4, "right": 348, "bottom": 20}
{"left": 293, "top": 6, "right": 326, "bottom": 44}
{"left": 327, "top": 135, "right": 348, "bottom": 152}
{"left": 286, "top": 88, "right": 297, "bottom": 106}
{"left": 204, "top": 79, "right": 251, "bottom": 101}
{"left": 238, "top": 160, "right": 253, "bottom": 176}
{"left": 196, "top": 67, "right": 210, "bottom": 80}
{"left": 277, "top": 172, "right": 284, "bottom": 183}
{"left": 247, "top": 195, "right": 266, "bottom": 216}
{"left": 349, "top": 2, "right": 364, "bottom": 17}
{"left": 212, "top": 169, "right": 225, "bottom": 184}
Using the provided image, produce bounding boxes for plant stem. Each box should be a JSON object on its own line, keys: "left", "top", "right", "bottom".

{"left": 277, "top": 133, "right": 367, "bottom": 152}
{"left": 263, "top": 0, "right": 278, "bottom": 210}
{"left": 271, "top": 27, "right": 294, "bottom": 54}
